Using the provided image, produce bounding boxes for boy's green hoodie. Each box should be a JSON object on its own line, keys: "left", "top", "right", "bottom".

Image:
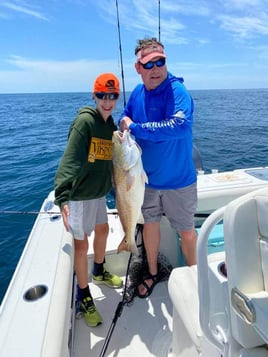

{"left": 54, "top": 106, "right": 117, "bottom": 209}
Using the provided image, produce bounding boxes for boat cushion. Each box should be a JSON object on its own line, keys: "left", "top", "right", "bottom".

{"left": 224, "top": 187, "right": 268, "bottom": 348}
{"left": 168, "top": 265, "right": 202, "bottom": 350}
{"left": 168, "top": 252, "right": 225, "bottom": 352}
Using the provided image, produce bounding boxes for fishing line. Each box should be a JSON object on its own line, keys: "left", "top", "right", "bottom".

{"left": 115, "top": 0, "right": 126, "bottom": 107}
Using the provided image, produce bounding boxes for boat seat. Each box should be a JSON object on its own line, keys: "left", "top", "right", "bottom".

{"left": 224, "top": 187, "right": 268, "bottom": 349}
{"left": 168, "top": 265, "right": 201, "bottom": 356}
{"left": 168, "top": 252, "right": 225, "bottom": 356}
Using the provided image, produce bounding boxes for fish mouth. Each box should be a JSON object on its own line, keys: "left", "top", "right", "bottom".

{"left": 114, "top": 130, "right": 126, "bottom": 142}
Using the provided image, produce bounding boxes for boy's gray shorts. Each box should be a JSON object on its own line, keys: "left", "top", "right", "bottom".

{"left": 68, "top": 197, "right": 107, "bottom": 240}
{"left": 142, "top": 182, "right": 197, "bottom": 232}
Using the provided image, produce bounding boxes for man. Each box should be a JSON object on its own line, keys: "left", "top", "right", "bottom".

{"left": 119, "top": 38, "right": 197, "bottom": 298}
{"left": 54, "top": 73, "right": 122, "bottom": 326}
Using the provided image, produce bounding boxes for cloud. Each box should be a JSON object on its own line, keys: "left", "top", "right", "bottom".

{"left": 218, "top": 14, "right": 268, "bottom": 39}
{"left": 99, "top": 0, "right": 268, "bottom": 45}
{"left": 160, "top": 1, "right": 210, "bottom": 16}
{"left": 7, "top": 55, "right": 92, "bottom": 72}
{"left": 0, "top": 56, "right": 128, "bottom": 93}
{"left": 1, "top": 1, "right": 268, "bottom": 92}
{"left": 220, "top": 0, "right": 268, "bottom": 11}
{"left": 97, "top": 0, "right": 209, "bottom": 46}
{"left": 1, "top": 1, "right": 49, "bottom": 21}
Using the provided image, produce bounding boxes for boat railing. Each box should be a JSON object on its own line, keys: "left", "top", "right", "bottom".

{"left": 197, "top": 205, "right": 227, "bottom": 354}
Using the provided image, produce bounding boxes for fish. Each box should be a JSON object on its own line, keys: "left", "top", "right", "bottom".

{"left": 112, "top": 130, "right": 148, "bottom": 256}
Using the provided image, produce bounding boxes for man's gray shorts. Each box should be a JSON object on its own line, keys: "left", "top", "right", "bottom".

{"left": 142, "top": 182, "right": 197, "bottom": 232}
{"left": 68, "top": 197, "right": 107, "bottom": 240}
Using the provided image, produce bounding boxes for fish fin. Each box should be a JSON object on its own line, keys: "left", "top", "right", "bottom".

{"left": 126, "top": 173, "right": 135, "bottom": 191}
{"left": 122, "top": 137, "right": 141, "bottom": 170}
{"left": 142, "top": 171, "right": 149, "bottom": 184}
{"left": 123, "top": 153, "right": 140, "bottom": 171}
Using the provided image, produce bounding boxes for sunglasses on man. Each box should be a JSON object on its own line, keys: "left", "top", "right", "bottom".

{"left": 139, "top": 58, "right": 166, "bottom": 70}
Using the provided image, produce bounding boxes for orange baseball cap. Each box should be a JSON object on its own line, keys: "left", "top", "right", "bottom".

{"left": 93, "top": 73, "right": 120, "bottom": 94}
{"left": 136, "top": 44, "right": 166, "bottom": 64}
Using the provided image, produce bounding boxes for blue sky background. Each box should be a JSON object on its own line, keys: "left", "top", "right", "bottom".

{"left": 1, "top": 0, "right": 268, "bottom": 93}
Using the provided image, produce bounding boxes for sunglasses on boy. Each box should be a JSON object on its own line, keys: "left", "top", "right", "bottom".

{"left": 95, "top": 92, "right": 119, "bottom": 100}
{"left": 139, "top": 58, "right": 166, "bottom": 70}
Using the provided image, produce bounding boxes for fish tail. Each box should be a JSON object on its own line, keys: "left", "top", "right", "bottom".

{"left": 117, "top": 236, "right": 139, "bottom": 256}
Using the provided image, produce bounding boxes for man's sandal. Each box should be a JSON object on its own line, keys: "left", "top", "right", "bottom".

{"left": 137, "top": 272, "right": 164, "bottom": 299}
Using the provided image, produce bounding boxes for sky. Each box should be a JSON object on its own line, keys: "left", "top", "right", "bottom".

{"left": 1, "top": 0, "right": 268, "bottom": 93}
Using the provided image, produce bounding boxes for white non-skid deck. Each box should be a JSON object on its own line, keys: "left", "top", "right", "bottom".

{"left": 72, "top": 277, "right": 173, "bottom": 357}
{"left": 71, "top": 211, "right": 175, "bottom": 357}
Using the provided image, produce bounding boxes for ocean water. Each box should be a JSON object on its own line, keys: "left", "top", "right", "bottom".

{"left": 0, "top": 89, "right": 268, "bottom": 303}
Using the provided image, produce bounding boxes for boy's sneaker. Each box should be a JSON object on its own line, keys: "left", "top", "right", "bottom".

{"left": 92, "top": 269, "right": 123, "bottom": 288}
{"left": 80, "top": 296, "right": 102, "bottom": 327}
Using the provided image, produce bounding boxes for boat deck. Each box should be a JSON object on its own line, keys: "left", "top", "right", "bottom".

{"left": 2, "top": 179, "right": 268, "bottom": 357}
{"left": 71, "top": 211, "right": 175, "bottom": 357}
{"left": 72, "top": 276, "right": 173, "bottom": 357}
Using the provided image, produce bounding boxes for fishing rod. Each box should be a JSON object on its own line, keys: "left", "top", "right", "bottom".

{"left": 0, "top": 210, "right": 123, "bottom": 216}
{"left": 99, "top": 252, "right": 133, "bottom": 357}
{"left": 115, "top": 0, "right": 126, "bottom": 107}
{"left": 115, "top": 0, "right": 161, "bottom": 105}
{"left": 0, "top": 210, "right": 211, "bottom": 219}
{"left": 158, "top": 0, "right": 161, "bottom": 42}
{"left": 99, "top": 4, "right": 132, "bottom": 347}
{"left": 0, "top": 210, "right": 61, "bottom": 215}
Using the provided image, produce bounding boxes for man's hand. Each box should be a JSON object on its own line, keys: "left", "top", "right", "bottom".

{"left": 120, "top": 116, "right": 133, "bottom": 132}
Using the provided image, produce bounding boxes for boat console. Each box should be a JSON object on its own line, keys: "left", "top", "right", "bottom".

{"left": 197, "top": 167, "right": 268, "bottom": 215}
